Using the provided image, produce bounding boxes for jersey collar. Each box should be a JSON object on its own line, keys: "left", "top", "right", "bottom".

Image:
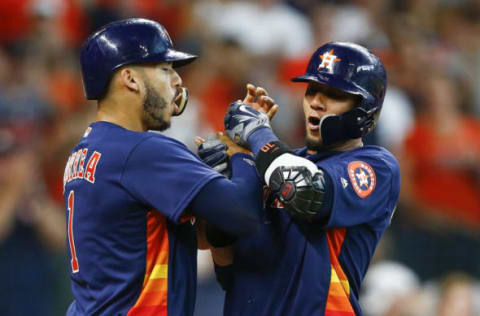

{"left": 295, "top": 146, "right": 340, "bottom": 162}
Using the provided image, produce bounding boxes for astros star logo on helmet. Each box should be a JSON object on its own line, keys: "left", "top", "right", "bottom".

{"left": 318, "top": 49, "right": 341, "bottom": 73}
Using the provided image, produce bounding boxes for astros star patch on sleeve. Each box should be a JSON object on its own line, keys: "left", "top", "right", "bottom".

{"left": 347, "top": 161, "right": 376, "bottom": 199}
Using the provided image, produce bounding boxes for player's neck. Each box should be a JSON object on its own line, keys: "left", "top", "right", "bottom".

{"left": 306, "top": 138, "right": 363, "bottom": 155}
{"left": 96, "top": 97, "right": 145, "bottom": 132}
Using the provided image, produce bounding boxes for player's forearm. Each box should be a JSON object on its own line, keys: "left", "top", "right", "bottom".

{"left": 191, "top": 154, "right": 262, "bottom": 236}
{"left": 247, "top": 127, "right": 279, "bottom": 157}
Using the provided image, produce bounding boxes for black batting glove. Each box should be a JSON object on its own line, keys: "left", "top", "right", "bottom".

{"left": 198, "top": 136, "right": 231, "bottom": 178}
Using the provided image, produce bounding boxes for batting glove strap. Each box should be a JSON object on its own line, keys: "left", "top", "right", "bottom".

{"left": 224, "top": 101, "right": 271, "bottom": 148}
{"left": 254, "top": 141, "right": 293, "bottom": 183}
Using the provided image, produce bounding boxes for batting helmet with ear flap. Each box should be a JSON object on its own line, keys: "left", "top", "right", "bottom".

{"left": 80, "top": 18, "right": 197, "bottom": 100}
{"left": 292, "top": 42, "right": 387, "bottom": 145}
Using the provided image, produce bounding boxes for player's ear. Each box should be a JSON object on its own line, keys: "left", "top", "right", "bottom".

{"left": 119, "top": 67, "right": 142, "bottom": 94}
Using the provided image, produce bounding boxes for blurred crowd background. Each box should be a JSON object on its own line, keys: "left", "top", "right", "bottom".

{"left": 1, "top": 0, "right": 480, "bottom": 315}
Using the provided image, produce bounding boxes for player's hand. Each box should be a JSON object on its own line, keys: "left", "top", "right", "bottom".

{"left": 224, "top": 101, "right": 272, "bottom": 148}
{"left": 243, "top": 83, "right": 279, "bottom": 120}
{"left": 216, "top": 132, "right": 252, "bottom": 156}
{"left": 195, "top": 134, "right": 230, "bottom": 177}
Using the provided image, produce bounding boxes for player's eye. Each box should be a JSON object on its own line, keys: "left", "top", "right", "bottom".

{"left": 326, "top": 90, "right": 348, "bottom": 100}
{"left": 161, "top": 63, "right": 174, "bottom": 73}
{"left": 323, "top": 87, "right": 353, "bottom": 101}
{"left": 305, "top": 85, "right": 317, "bottom": 97}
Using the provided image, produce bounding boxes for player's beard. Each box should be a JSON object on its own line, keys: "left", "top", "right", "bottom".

{"left": 306, "top": 135, "right": 323, "bottom": 152}
{"left": 143, "top": 82, "right": 171, "bottom": 131}
{"left": 305, "top": 134, "right": 336, "bottom": 153}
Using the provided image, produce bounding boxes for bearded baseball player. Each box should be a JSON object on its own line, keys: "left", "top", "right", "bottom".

{"left": 63, "top": 18, "right": 265, "bottom": 316}
{"left": 200, "top": 42, "right": 401, "bottom": 316}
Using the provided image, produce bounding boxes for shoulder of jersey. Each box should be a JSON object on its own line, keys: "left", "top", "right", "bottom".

{"left": 346, "top": 146, "right": 398, "bottom": 166}
{"left": 146, "top": 131, "right": 190, "bottom": 149}
{"left": 342, "top": 146, "right": 399, "bottom": 199}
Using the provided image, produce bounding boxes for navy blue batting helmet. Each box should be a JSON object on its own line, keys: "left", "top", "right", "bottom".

{"left": 292, "top": 42, "right": 387, "bottom": 144}
{"left": 80, "top": 18, "right": 197, "bottom": 100}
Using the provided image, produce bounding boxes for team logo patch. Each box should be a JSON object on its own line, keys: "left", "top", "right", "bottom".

{"left": 348, "top": 161, "right": 376, "bottom": 199}
{"left": 318, "top": 49, "right": 341, "bottom": 73}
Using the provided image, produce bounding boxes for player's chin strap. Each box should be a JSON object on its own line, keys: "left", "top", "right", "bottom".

{"left": 320, "top": 106, "right": 378, "bottom": 145}
{"left": 172, "top": 87, "right": 189, "bottom": 116}
{"left": 255, "top": 141, "right": 330, "bottom": 221}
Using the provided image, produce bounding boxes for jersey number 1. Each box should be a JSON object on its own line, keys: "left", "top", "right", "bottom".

{"left": 67, "top": 190, "right": 80, "bottom": 273}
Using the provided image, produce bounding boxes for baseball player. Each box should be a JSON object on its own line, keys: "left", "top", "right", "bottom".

{"left": 202, "top": 42, "right": 400, "bottom": 315}
{"left": 63, "top": 18, "right": 264, "bottom": 316}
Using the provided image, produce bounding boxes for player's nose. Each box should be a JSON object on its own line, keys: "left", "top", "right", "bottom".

{"left": 309, "top": 92, "right": 326, "bottom": 112}
{"left": 172, "top": 70, "right": 182, "bottom": 87}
